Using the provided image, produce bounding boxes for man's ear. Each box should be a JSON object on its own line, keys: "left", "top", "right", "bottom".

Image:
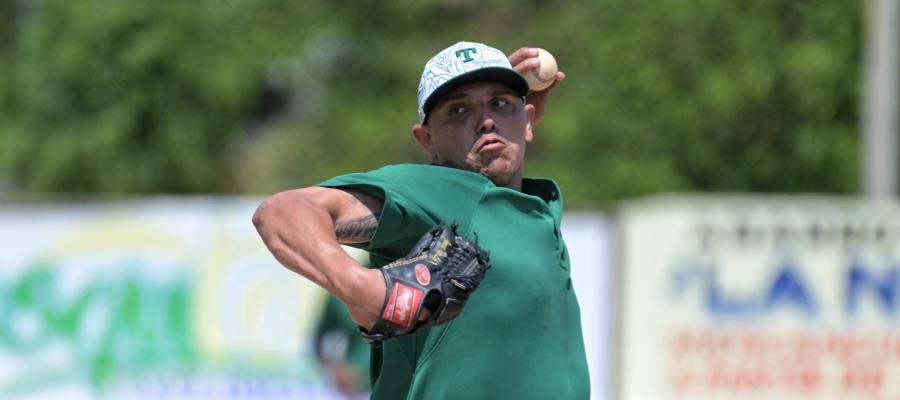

{"left": 412, "top": 123, "right": 436, "bottom": 157}
{"left": 524, "top": 104, "right": 535, "bottom": 144}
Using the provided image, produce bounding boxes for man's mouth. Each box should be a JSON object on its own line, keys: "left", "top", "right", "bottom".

{"left": 476, "top": 135, "right": 506, "bottom": 153}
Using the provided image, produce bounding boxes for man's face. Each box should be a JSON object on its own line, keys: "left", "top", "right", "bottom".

{"left": 414, "top": 81, "right": 535, "bottom": 188}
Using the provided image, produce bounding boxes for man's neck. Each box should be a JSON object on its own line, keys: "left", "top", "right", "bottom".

{"left": 491, "top": 169, "right": 524, "bottom": 192}
{"left": 431, "top": 161, "right": 524, "bottom": 191}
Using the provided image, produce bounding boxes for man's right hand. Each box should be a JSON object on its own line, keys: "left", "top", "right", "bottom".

{"left": 508, "top": 47, "right": 566, "bottom": 124}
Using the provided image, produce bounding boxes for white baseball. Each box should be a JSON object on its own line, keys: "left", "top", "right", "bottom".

{"left": 523, "top": 48, "right": 558, "bottom": 92}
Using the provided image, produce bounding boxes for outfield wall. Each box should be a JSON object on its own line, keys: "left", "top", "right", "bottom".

{"left": 618, "top": 196, "right": 900, "bottom": 400}
{"left": 0, "top": 197, "right": 614, "bottom": 400}
{"left": 8, "top": 194, "right": 893, "bottom": 400}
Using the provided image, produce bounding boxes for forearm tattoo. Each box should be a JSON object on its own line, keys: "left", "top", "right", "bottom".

{"left": 335, "top": 214, "right": 379, "bottom": 243}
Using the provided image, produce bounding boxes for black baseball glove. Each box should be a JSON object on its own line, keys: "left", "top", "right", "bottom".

{"left": 359, "top": 222, "right": 490, "bottom": 345}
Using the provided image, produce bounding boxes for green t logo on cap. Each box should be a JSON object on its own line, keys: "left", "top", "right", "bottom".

{"left": 455, "top": 48, "right": 478, "bottom": 62}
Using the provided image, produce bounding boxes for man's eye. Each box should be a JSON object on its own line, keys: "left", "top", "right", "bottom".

{"left": 450, "top": 106, "right": 468, "bottom": 115}
{"left": 493, "top": 99, "right": 511, "bottom": 108}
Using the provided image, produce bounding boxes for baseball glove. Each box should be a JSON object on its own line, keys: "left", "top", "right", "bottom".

{"left": 359, "top": 222, "right": 490, "bottom": 345}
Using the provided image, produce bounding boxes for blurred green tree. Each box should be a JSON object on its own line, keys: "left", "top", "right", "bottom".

{"left": 1, "top": 0, "right": 325, "bottom": 193}
{"left": 0, "top": 0, "right": 863, "bottom": 207}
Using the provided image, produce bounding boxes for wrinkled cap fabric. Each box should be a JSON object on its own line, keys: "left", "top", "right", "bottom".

{"left": 417, "top": 41, "right": 528, "bottom": 123}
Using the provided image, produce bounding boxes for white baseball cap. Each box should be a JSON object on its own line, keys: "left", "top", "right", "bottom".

{"left": 417, "top": 41, "right": 528, "bottom": 123}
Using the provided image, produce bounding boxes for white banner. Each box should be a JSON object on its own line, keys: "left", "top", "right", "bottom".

{"left": 563, "top": 212, "right": 616, "bottom": 400}
{"left": 618, "top": 196, "right": 900, "bottom": 400}
{"left": 0, "top": 198, "right": 615, "bottom": 400}
{"left": 0, "top": 197, "right": 339, "bottom": 399}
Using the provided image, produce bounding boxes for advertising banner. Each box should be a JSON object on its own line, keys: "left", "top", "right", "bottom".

{"left": 0, "top": 198, "right": 344, "bottom": 399}
{"left": 0, "top": 198, "right": 614, "bottom": 399}
{"left": 618, "top": 196, "right": 900, "bottom": 400}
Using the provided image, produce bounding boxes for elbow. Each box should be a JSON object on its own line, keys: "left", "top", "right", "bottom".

{"left": 252, "top": 197, "right": 273, "bottom": 233}
{"left": 252, "top": 188, "right": 323, "bottom": 234}
{"left": 252, "top": 192, "right": 289, "bottom": 234}
{"left": 252, "top": 206, "right": 265, "bottom": 233}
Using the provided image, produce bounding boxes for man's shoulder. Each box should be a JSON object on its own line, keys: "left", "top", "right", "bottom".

{"left": 371, "top": 163, "right": 435, "bottom": 177}
{"left": 326, "top": 164, "right": 490, "bottom": 187}
{"left": 374, "top": 163, "right": 482, "bottom": 179}
{"left": 317, "top": 164, "right": 418, "bottom": 186}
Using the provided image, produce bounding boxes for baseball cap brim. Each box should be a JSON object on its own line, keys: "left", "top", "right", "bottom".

{"left": 422, "top": 67, "right": 528, "bottom": 123}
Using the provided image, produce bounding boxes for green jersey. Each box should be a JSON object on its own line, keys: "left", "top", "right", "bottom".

{"left": 320, "top": 163, "right": 589, "bottom": 400}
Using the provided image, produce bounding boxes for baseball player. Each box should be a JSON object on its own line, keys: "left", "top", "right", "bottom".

{"left": 253, "top": 41, "right": 589, "bottom": 399}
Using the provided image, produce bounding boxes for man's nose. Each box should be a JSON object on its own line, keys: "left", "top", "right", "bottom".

{"left": 478, "top": 115, "right": 496, "bottom": 134}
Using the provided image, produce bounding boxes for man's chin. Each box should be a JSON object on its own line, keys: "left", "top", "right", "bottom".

{"left": 479, "top": 166, "right": 514, "bottom": 186}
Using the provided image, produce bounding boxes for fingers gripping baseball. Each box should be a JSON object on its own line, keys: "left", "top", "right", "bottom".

{"left": 509, "top": 47, "right": 565, "bottom": 124}
{"left": 509, "top": 47, "right": 565, "bottom": 92}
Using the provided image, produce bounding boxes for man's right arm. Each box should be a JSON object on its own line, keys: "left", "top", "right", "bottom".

{"left": 252, "top": 186, "right": 386, "bottom": 329}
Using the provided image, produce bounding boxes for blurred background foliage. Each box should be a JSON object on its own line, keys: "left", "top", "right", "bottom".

{"left": 0, "top": 0, "right": 862, "bottom": 207}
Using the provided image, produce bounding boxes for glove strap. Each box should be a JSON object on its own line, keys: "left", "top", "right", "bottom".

{"left": 358, "top": 268, "right": 427, "bottom": 347}
{"left": 358, "top": 327, "right": 388, "bottom": 348}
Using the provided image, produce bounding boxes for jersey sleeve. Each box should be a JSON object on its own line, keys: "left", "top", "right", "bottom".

{"left": 318, "top": 165, "right": 441, "bottom": 263}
